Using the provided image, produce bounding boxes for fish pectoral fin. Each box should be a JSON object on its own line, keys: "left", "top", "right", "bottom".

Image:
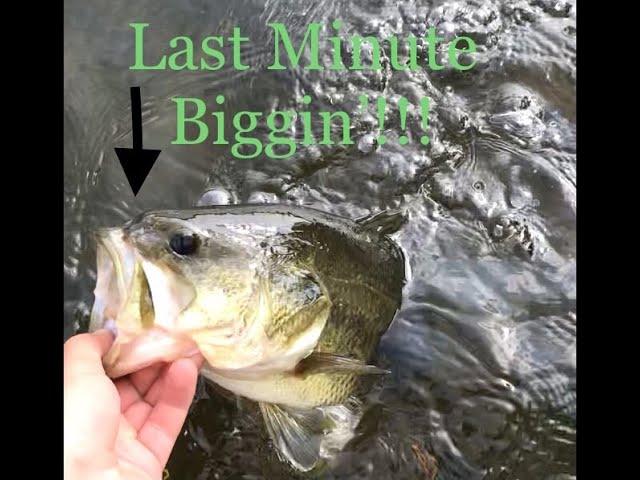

{"left": 259, "top": 403, "right": 324, "bottom": 472}
{"left": 294, "top": 352, "right": 390, "bottom": 376}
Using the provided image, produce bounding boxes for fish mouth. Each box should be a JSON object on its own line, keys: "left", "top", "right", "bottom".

{"left": 89, "top": 228, "right": 198, "bottom": 378}
{"left": 90, "top": 228, "right": 153, "bottom": 333}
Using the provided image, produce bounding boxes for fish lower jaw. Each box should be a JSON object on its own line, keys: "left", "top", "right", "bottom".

{"left": 103, "top": 328, "right": 199, "bottom": 379}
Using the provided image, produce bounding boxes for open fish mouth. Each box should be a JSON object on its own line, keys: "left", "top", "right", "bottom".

{"left": 90, "top": 228, "right": 152, "bottom": 333}
{"left": 89, "top": 227, "right": 197, "bottom": 378}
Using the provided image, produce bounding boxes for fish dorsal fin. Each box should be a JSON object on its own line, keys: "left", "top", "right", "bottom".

{"left": 295, "top": 352, "right": 389, "bottom": 376}
{"left": 355, "top": 208, "right": 407, "bottom": 235}
{"left": 259, "top": 403, "right": 324, "bottom": 472}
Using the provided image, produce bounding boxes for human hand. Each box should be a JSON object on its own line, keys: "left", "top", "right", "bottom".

{"left": 64, "top": 330, "right": 204, "bottom": 480}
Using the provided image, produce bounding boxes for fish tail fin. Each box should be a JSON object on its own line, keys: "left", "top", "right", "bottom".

{"left": 259, "top": 398, "right": 362, "bottom": 472}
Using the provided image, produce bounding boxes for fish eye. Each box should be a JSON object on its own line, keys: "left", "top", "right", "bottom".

{"left": 303, "top": 282, "right": 321, "bottom": 303}
{"left": 169, "top": 232, "right": 200, "bottom": 256}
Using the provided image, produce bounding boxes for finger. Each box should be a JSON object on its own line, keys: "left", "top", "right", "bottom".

{"left": 122, "top": 399, "right": 153, "bottom": 431}
{"left": 115, "top": 376, "right": 144, "bottom": 411}
{"left": 119, "top": 355, "right": 200, "bottom": 430}
{"left": 188, "top": 353, "right": 205, "bottom": 370}
{"left": 137, "top": 359, "right": 199, "bottom": 467}
{"left": 144, "top": 356, "right": 202, "bottom": 405}
{"left": 64, "top": 330, "right": 114, "bottom": 380}
{"left": 128, "top": 363, "right": 165, "bottom": 396}
{"left": 64, "top": 331, "right": 120, "bottom": 459}
{"left": 132, "top": 353, "right": 203, "bottom": 401}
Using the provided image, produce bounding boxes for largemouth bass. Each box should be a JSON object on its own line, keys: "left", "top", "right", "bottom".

{"left": 89, "top": 204, "right": 405, "bottom": 471}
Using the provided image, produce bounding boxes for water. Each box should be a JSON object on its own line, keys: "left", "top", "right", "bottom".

{"left": 64, "top": 0, "right": 576, "bottom": 478}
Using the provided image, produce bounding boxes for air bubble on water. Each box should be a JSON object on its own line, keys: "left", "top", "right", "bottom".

{"left": 247, "top": 191, "right": 278, "bottom": 204}
{"left": 358, "top": 134, "right": 376, "bottom": 154}
{"left": 509, "top": 186, "right": 533, "bottom": 209}
{"left": 438, "top": 21, "right": 457, "bottom": 39}
{"left": 196, "top": 188, "right": 233, "bottom": 206}
{"left": 64, "top": 263, "right": 78, "bottom": 278}
{"left": 498, "top": 379, "right": 515, "bottom": 391}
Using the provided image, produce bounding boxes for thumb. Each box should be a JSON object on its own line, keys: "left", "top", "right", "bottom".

{"left": 64, "top": 330, "right": 114, "bottom": 379}
{"left": 64, "top": 330, "right": 120, "bottom": 468}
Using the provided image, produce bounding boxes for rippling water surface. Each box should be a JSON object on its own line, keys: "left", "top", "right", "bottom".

{"left": 64, "top": 0, "right": 576, "bottom": 478}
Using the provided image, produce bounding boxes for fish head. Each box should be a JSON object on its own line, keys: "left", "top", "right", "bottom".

{"left": 90, "top": 209, "right": 332, "bottom": 379}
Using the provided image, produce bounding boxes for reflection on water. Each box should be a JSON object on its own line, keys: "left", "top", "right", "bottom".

{"left": 64, "top": 0, "right": 576, "bottom": 478}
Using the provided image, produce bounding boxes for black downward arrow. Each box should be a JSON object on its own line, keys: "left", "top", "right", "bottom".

{"left": 114, "top": 87, "right": 161, "bottom": 196}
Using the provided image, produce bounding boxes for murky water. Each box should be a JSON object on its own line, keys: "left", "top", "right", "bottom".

{"left": 64, "top": 0, "right": 576, "bottom": 478}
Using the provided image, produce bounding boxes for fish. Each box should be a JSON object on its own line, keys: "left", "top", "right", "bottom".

{"left": 89, "top": 204, "right": 406, "bottom": 471}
